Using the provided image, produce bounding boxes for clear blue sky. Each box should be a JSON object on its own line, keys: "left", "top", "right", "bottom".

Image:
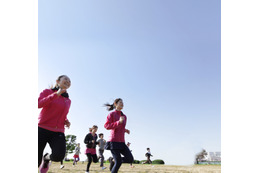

{"left": 38, "top": 0, "right": 220, "bottom": 165}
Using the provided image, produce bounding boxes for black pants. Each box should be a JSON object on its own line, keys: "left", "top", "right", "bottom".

{"left": 38, "top": 127, "right": 66, "bottom": 167}
{"left": 86, "top": 153, "right": 98, "bottom": 172}
{"left": 110, "top": 145, "right": 134, "bottom": 173}
{"left": 144, "top": 156, "right": 152, "bottom": 164}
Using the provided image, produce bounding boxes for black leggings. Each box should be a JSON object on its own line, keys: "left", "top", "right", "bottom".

{"left": 38, "top": 127, "right": 66, "bottom": 167}
{"left": 144, "top": 157, "right": 152, "bottom": 164}
{"left": 110, "top": 146, "right": 134, "bottom": 173}
{"left": 86, "top": 153, "right": 98, "bottom": 172}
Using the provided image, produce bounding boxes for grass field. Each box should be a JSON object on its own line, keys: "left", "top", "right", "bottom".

{"left": 45, "top": 162, "right": 221, "bottom": 173}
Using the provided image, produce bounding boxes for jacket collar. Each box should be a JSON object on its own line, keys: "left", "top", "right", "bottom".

{"left": 51, "top": 87, "right": 69, "bottom": 98}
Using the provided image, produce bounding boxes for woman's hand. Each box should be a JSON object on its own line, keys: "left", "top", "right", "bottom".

{"left": 119, "top": 116, "right": 125, "bottom": 124}
{"left": 65, "top": 120, "right": 71, "bottom": 129}
{"left": 56, "top": 87, "right": 67, "bottom": 96}
{"left": 125, "top": 129, "right": 130, "bottom": 134}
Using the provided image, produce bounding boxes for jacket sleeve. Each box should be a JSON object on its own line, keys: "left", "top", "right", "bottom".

{"left": 64, "top": 101, "right": 71, "bottom": 123}
{"left": 84, "top": 134, "right": 91, "bottom": 144}
{"left": 38, "top": 89, "right": 58, "bottom": 108}
{"left": 104, "top": 113, "right": 121, "bottom": 130}
{"left": 95, "top": 135, "right": 99, "bottom": 145}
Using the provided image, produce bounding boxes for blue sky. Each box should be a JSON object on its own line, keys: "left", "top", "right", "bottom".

{"left": 38, "top": 0, "right": 220, "bottom": 165}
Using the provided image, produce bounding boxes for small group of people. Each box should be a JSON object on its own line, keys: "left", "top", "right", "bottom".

{"left": 60, "top": 143, "right": 81, "bottom": 169}
{"left": 83, "top": 125, "right": 107, "bottom": 172}
{"left": 38, "top": 75, "right": 134, "bottom": 173}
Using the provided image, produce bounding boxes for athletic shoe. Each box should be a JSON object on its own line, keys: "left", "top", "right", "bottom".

{"left": 60, "top": 165, "right": 64, "bottom": 169}
{"left": 101, "top": 166, "right": 107, "bottom": 170}
{"left": 39, "top": 153, "right": 50, "bottom": 173}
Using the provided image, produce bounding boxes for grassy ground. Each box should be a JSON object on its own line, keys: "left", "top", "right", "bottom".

{"left": 45, "top": 162, "right": 221, "bottom": 173}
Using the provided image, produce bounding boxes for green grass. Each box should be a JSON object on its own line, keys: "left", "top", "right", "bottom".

{"left": 43, "top": 161, "right": 221, "bottom": 173}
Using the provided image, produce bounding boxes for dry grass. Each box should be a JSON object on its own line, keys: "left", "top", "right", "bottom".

{"left": 45, "top": 162, "right": 221, "bottom": 173}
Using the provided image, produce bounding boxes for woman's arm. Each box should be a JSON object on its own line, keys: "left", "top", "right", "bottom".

{"left": 38, "top": 89, "right": 58, "bottom": 108}
{"left": 125, "top": 129, "right": 130, "bottom": 134}
{"left": 104, "top": 113, "right": 121, "bottom": 130}
{"left": 84, "top": 133, "right": 91, "bottom": 144}
{"left": 95, "top": 135, "right": 99, "bottom": 145}
{"left": 96, "top": 139, "right": 101, "bottom": 147}
{"left": 64, "top": 119, "right": 71, "bottom": 129}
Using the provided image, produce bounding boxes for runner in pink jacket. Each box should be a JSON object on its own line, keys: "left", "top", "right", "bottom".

{"left": 38, "top": 75, "right": 71, "bottom": 173}
{"left": 104, "top": 110, "right": 127, "bottom": 142}
{"left": 104, "top": 98, "right": 134, "bottom": 173}
{"left": 38, "top": 88, "right": 71, "bottom": 133}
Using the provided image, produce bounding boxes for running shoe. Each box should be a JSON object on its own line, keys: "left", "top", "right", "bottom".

{"left": 39, "top": 153, "right": 50, "bottom": 173}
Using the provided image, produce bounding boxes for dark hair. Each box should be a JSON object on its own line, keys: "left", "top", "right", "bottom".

{"left": 147, "top": 148, "right": 150, "bottom": 150}
{"left": 98, "top": 133, "right": 104, "bottom": 138}
{"left": 104, "top": 98, "right": 122, "bottom": 111}
{"left": 57, "top": 75, "right": 66, "bottom": 81}
{"left": 89, "top": 125, "right": 98, "bottom": 132}
{"left": 50, "top": 75, "right": 67, "bottom": 89}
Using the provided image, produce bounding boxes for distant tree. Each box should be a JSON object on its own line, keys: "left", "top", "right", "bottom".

{"left": 152, "top": 159, "right": 165, "bottom": 164}
{"left": 133, "top": 160, "right": 140, "bottom": 164}
{"left": 195, "top": 149, "right": 208, "bottom": 164}
{"left": 65, "top": 135, "right": 77, "bottom": 159}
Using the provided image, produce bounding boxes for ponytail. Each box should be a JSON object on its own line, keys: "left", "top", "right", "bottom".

{"left": 104, "top": 103, "right": 115, "bottom": 111}
{"left": 104, "top": 98, "right": 122, "bottom": 111}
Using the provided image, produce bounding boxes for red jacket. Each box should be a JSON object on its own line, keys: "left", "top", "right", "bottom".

{"left": 38, "top": 89, "right": 71, "bottom": 133}
{"left": 104, "top": 110, "right": 127, "bottom": 142}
